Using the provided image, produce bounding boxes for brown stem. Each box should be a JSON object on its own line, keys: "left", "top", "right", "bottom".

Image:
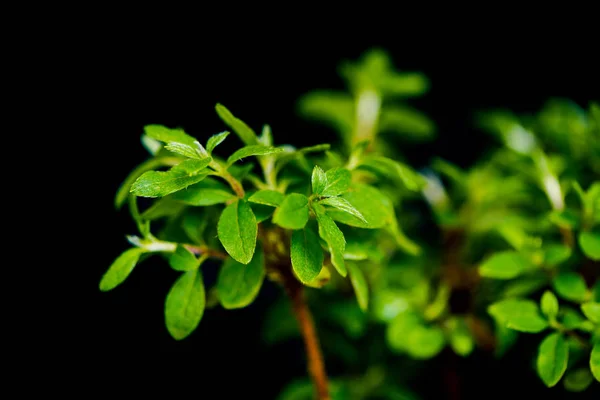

{"left": 559, "top": 226, "right": 574, "bottom": 248}
{"left": 184, "top": 244, "right": 228, "bottom": 260}
{"left": 220, "top": 169, "right": 245, "bottom": 198}
{"left": 285, "top": 279, "right": 330, "bottom": 400}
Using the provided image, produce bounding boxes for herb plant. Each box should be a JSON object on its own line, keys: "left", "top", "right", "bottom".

{"left": 102, "top": 49, "right": 599, "bottom": 399}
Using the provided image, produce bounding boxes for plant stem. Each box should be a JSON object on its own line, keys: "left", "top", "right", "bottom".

{"left": 285, "top": 279, "right": 330, "bottom": 400}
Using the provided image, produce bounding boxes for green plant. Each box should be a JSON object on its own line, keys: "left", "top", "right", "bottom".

{"left": 102, "top": 49, "right": 599, "bottom": 399}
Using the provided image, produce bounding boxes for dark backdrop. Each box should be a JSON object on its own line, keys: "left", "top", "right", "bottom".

{"left": 80, "top": 35, "right": 598, "bottom": 399}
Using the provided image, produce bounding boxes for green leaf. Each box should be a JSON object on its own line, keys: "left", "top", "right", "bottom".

{"left": 315, "top": 209, "right": 347, "bottom": 277}
{"left": 581, "top": 302, "right": 600, "bottom": 323}
{"left": 319, "top": 196, "right": 366, "bottom": 223}
{"left": 227, "top": 145, "right": 285, "bottom": 166}
{"left": 322, "top": 167, "right": 352, "bottom": 196}
{"left": 448, "top": 317, "right": 475, "bottom": 357}
{"left": 130, "top": 158, "right": 211, "bottom": 198}
{"left": 169, "top": 245, "right": 202, "bottom": 271}
{"left": 488, "top": 298, "right": 548, "bottom": 333}
{"left": 144, "top": 124, "right": 197, "bottom": 146}
{"left": 206, "top": 131, "right": 230, "bottom": 154}
{"left": 140, "top": 197, "right": 186, "bottom": 220}
{"left": 163, "top": 142, "right": 202, "bottom": 159}
{"left": 387, "top": 312, "right": 445, "bottom": 359}
{"left": 273, "top": 193, "right": 310, "bottom": 230}
{"left": 141, "top": 134, "right": 162, "bottom": 155}
{"left": 296, "top": 90, "right": 355, "bottom": 135}
{"left": 591, "top": 342, "right": 600, "bottom": 382}
{"left": 250, "top": 203, "right": 275, "bottom": 223}
{"left": 579, "top": 232, "right": 600, "bottom": 261}
{"left": 99, "top": 248, "right": 146, "bottom": 291}
{"left": 217, "top": 245, "right": 265, "bottom": 309}
{"left": 164, "top": 269, "right": 205, "bottom": 340}
{"left": 552, "top": 272, "right": 589, "bottom": 303}
{"left": 563, "top": 368, "right": 594, "bottom": 392}
{"left": 326, "top": 183, "right": 389, "bottom": 228}
{"left": 311, "top": 165, "right": 327, "bottom": 195}
{"left": 379, "top": 104, "right": 436, "bottom": 140}
{"left": 217, "top": 199, "right": 257, "bottom": 264}
{"left": 215, "top": 103, "right": 258, "bottom": 145}
{"left": 258, "top": 124, "right": 272, "bottom": 146}
{"left": 537, "top": 333, "right": 569, "bottom": 387}
{"left": 541, "top": 291, "right": 559, "bottom": 320}
{"left": 478, "top": 251, "right": 533, "bottom": 279}
{"left": 171, "top": 178, "right": 235, "bottom": 206}
{"left": 290, "top": 228, "right": 324, "bottom": 284}
{"left": 560, "top": 307, "right": 587, "bottom": 329}
{"left": 248, "top": 190, "right": 284, "bottom": 207}
{"left": 347, "top": 262, "right": 368, "bottom": 311}
{"left": 358, "top": 156, "right": 426, "bottom": 191}
{"left": 543, "top": 244, "right": 572, "bottom": 267}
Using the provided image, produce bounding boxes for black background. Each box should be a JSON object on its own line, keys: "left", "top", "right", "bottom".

{"left": 75, "top": 30, "right": 599, "bottom": 399}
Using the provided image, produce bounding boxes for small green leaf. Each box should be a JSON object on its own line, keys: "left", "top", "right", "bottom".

{"left": 206, "top": 131, "right": 230, "bottom": 154}
{"left": 290, "top": 228, "right": 324, "bottom": 284}
{"left": 273, "top": 193, "right": 310, "bottom": 230}
{"left": 579, "top": 232, "right": 600, "bottom": 261}
{"left": 99, "top": 248, "right": 146, "bottom": 291}
{"left": 144, "top": 124, "right": 197, "bottom": 146}
{"left": 560, "top": 307, "right": 587, "bottom": 329}
{"left": 319, "top": 196, "right": 367, "bottom": 223}
{"left": 215, "top": 103, "right": 258, "bottom": 145}
{"left": 227, "top": 145, "right": 285, "bottom": 166}
{"left": 358, "top": 156, "right": 426, "bottom": 191}
{"left": 537, "top": 333, "right": 569, "bottom": 387}
{"left": 447, "top": 317, "right": 475, "bottom": 357}
{"left": 379, "top": 104, "right": 436, "bottom": 140}
{"left": 581, "top": 302, "right": 600, "bottom": 323}
{"left": 171, "top": 178, "right": 235, "bottom": 206}
{"left": 543, "top": 244, "right": 572, "bottom": 267}
{"left": 165, "top": 269, "right": 205, "bottom": 340}
{"left": 406, "top": 325, "right": 446, "bottom": 359}
{"left": 479, "top": 251, "right": 533, "bottom": 279}
{"left": 315, "top": 209, "right": 347, "bottom": 277}
{"left": 217, "top": 199, "right": 257, "bottom": 264}
{"left": 541, "top": 291, "right": 559, "bottom": 320}
{"left": 327, "top": 183, "right": 389, "bottom": 228}
{"left": 311, "top": 165, "right": 327, "bottom": 195}
{"left": 296, "top": 90, "right": 355, "bottom": 135}
{"left": 169, "top": 245, "right": 202, "bottom": 271}
{"left": 488, "top": 298, "right": 548, "bottom": 333}
{"left": 248, "top": 190, "right": 284, "bottom": 207}
{"left": 591, "top": 342, "right": 600, "bottom": 382}
{"left": 130, "top": 158, "right": 211, "bottom": 198}
{"left": 164, "top": 142, "right": 202, "bottom": 159}
{"left": 322, "top": 168, "right": 351, "bottom": 196}
{"left": 563, "top": 368, "right": 594, "bottom": 392}
{"left": 217, "top": 245, "right": 265, "bottom": 309}
{"left": 347, "top": 262, "right": 369, "bottom": 311}
{"left": 552, "top": 272, "right": 589, "bottom": 303}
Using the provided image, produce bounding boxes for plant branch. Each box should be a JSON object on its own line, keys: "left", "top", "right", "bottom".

{"left": 184, "top": 244, "right": 229, "bottom": 260}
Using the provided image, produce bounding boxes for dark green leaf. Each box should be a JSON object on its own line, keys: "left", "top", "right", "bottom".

{"left": 250, "top": 203, "right": 275, "bottom": 223}
{"left": 290, "top": 228, "right": 324, "bottom": 284}
{"left": 379, "top": 104, "right": 436, "bottom": 140}
{"left": 560, "top": 307, "right": 587, "bottom": 329}
{"left": 552, "top": 272, "right": 589, "bottom": 303}
{"left": 358, "top": 156, "right": 426, "bottom": 191}
{"left": 479, "top": 251, "right": 533, "bottom": 279}
{"left": 311, "top": 165, "right": 327, "bottom": 195}
{"left": 579, "top": 232, "right": 600, "bottom": 261}
{"left": 169, "top": 245, "right": 202, "bottom": 271}
{"left": 347, "top": 262, "right": 369, "bottom": 311}
{"left": 564, "top": 368, "right": 593, "bottom": 392}
{"left": 273, "top": 193, "right": 310, "bottom": 230}
{"left": 182, "top": 210, "right": 207, "bottom": 244}
{"left": 99, "top": 248, "right": 146, "bottom": 291}
{"left": 140, "top": 197, "right": 186, "bottom": 220}
{"left": 581, "top": 302, "right": 600, "bottom": 324}
{"left": 537, "top": 333, "right": 569, "bottom": 387}
{"left": 315, "top": 209, "right": 347, "bottom": 277}
{"left": 130, "top": 158, "right": 211, "bottom": 198}
{"left": 206, "top": 131, "right": 230, "bottom": 154}
{"left": 541, "top": 291, "right": 559, "bottom": 320}
{"left": 319, "top": 196, "right": 367, "bottom": 223}
{"left": 591, "top": 342, "right": 600, "bottom": 382}
{"left": 217, "top": 245, "right": 265, "bottom": 309}
{"left": 544, "top": 244, "right": 572, "bottom": 267}
{"left": 171, "top": 178, "right": 235, "bottom": 206}
{"left": 217, "top": 199, "right": 257, "bottom": 264}
{"left": 164, "top": 269, "right": 205, "bottom": 340}
{"left": 227, "top": 145, "right": 285, "bottom": 166}
{"left": 322, "top": 168, "right": 352, "bottom": 196}
{"left": 248, "top": 190, "right": 284, "bottom": 207}
{"left": 488, "top": 298, "right": 548, "bottom": 333}
{"left": 215, "top": 103, "right": 258, "bottom": 145}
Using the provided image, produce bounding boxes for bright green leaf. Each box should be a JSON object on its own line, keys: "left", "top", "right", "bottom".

{"left": 579, "top": 232, "right": 600, "bottom": 261}
{"left": 169, "top": 245, "right": 202, "bottom": 271}
{"left": 327, "top": 183, "right": 389, "bottom": 228}
{"left": 311, "top": 165, "right": 327, "bottom": 195}
{"left": 206, "top": 131, "right": 230, "bottom": 154}
{"left": 217, "top": 199, "right": 257, "bottom": 264}
{"left": 406, "top": 324, "right": 446, "bottom": 359}
{"left": 315, "top": 209, "right": 347, "bottom": 277}
{"left": 217, "top": 245, "right": 265, "bottom": 309}
{"left": 553, "top": 272, "right": 589, "bottom": 303}
{"left": 164, "top": 269, "right": 205, "bottom": 340}
{"left": 273, "top": 193, "right": 310, "bottom": 230}
{"left": 479, "top": 251, "right": 533, "bottom": 279}
{"left": 541, "top": 291, "right": 559, "bottom": 320}
{"left": 290, "top": 228, "right": 324, "bottom": 284}
{"left": 144, "top": 124, "right": 197, "bottom": 146}
{"left": 99, "top": 248, "right": 146, "bottom": 291}
{"left": 163, "top": 142, "right": 202, "bottom": 159}
{"left": 130, "top": 158, "right": 211, "bottom": 198}
{"left": 319, "top": 196, "right": 366, "bottom": 223}
{"left": 227, "top": 145, "right": 285, "bottom": 166}
{"left": 544, "top": 244, "right": 572, "bottom": 267}
{"left": 563, "top": 368, "right": 594, "bottom": 392}
{"left": 447, "top": 317, "right": 475, "bottom": 357}
{"left": 248, "top": 190, "right": 284, "bottom": 207}
{"left": 591, "top": 343, "right": 600, "bottom": 382}
{"left": 581, "top": 302, "right": 600, "bottom": 324}
{"left": 215, "top": 103, "right": 258, "bottom": 145}
{"left": 322, "top": 168, "right": 351, "bottom": 197}
{"left": 537, "top": 332, "right": 569, "bottom": 387}
{"left": 347, "top": 262, "right": 369, "bottom": 311}
{"left": 488, "top": 298, "right": 548, "bottom": 333}
{"left": 171, "top": 178, "right": 235, "bottom": 206}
